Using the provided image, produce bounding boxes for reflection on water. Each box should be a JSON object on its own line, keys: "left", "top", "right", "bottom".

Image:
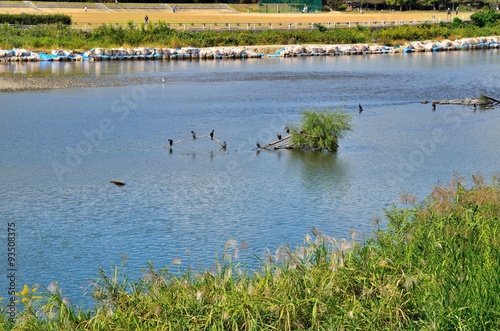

{"left": 287, "top": 150, "right": 350, "bottom": 193}
{"left": 1, "top": 50, "right": 500, "bottom": 307}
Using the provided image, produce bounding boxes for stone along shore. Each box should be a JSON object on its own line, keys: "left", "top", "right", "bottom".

{"left": 0, "top": 36, "right": 499, "bottom": 62}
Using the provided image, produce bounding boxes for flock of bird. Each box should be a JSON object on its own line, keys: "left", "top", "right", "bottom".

{"left": 166, "top": 100, "right": 475, "bottom": 153}
{"left": 168, "top": 130, "right": 226, "bottom": 150}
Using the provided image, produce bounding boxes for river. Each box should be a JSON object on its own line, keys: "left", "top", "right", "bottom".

{"left": 1, "top": 49, "right": 499, "bottom": 306}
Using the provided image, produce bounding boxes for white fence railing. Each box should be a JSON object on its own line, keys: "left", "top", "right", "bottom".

{"left": 73, "top": 18, "right": 466, "bottom": 32}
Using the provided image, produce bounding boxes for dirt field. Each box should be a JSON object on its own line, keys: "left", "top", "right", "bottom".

{"left": 0, "top": 6, "right": 471, "bottom": 26}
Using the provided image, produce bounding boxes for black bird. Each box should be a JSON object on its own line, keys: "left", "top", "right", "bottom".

{"left": 432, "top": 103, "right": 436, "bottom": 111}
{"left": 358, "top": 103, "right": 363, "bottom": 113}
{"left": 222, "top": 141, "right": 227, "bottom": 149}
{"left": 168, "top": 139, "right": 173, "bottom": 147}
{"left": 473, "top": 104, "right": 477, "bottom": 111}
{"left": 210, "top": 130, "right": 214, "bottom": 140}
{"left": 285, "top": 126, "right": 290, "bottom": 134}
{"left": 191, "top": 131, "right": 196, "bottom": 140}
{"left": 277, "top": 134, "right": 282, "bottom": 140}
{"left": 256, "top": 142, "right": 261, "bottom": 148}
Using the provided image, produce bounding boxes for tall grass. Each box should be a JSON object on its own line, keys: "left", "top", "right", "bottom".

{"left": 1, "top": 21, "right": 500, "bottom": 50}
{"left": 2, "top": 175, "right": 500, "bottom": 330}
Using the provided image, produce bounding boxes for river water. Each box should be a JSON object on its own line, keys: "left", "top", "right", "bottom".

{"left": 1, "top": 50, "right": 499, "bottom": 306}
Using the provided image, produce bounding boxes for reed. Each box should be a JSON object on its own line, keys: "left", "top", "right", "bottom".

{"left": 3, "top": 175, "right": 500, "bottom": 330}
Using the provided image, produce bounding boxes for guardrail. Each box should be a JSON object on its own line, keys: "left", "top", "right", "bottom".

{"left": 73, "top": 18, "right": 464, "bottom": 32}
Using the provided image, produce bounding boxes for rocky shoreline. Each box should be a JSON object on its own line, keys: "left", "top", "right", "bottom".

{"left": 1, "top": 36, "right": 498, "bottom": 92}
{"left": 0, "top": 36, "right": 499, "bottom": 63}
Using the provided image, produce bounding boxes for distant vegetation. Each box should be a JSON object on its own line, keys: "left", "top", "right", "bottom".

{"left": 2, "top": 175, "right": 500, "bottom": 330}
{"left": 0, "top": 12, "right": 499, "bottom": 50}
{"left": 0, "top": 13, "right": 71, "bottom": 25}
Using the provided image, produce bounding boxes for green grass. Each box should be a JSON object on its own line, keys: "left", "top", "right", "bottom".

{"left": 2, "top": 174, "right": 500, "bottom": 330}
{"left": 0, "top": 19, "right": 499, "bottom": 51}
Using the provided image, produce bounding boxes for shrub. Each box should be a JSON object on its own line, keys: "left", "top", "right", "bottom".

{"left": 289, "top": 108, "right": 353, "bottom": 152}
{"left": 338, "top": 4, "right": 348, "bottom": 11}
{"left": 450, "top": 17, "right": 466, "bottom": 28}
{"left": 470, "top": 9, "right": 500, "bottom": 27}
{"left": 0, "top": 13, "right": 71, "bottom": 25}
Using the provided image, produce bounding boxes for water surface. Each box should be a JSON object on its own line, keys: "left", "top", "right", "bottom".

{"left": 1, "top": 50, "right": 499, "bottom": 306}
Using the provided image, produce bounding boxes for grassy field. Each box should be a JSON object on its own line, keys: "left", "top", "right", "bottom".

{"left": 0, "top": 5, "right": 471, "bottom": 26}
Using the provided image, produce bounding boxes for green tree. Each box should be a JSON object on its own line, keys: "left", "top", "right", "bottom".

{"left": 470, "top": 8, "right": 500, "bottom": 27}
{"left": 290, "top": 108, "right": 353, "bottom": 152}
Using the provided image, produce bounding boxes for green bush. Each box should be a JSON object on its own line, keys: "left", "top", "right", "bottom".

{"left": 0, "top": 13, "right": 71, "bottom": 25}
{"left": 338, "top": 4, "right": 348, "bottom": 11}
{"left": 450, "top": 17, "right": 466, "bottom": 28}
{"left": 289, "top": 108, "right": 353, "bottom": 152}
{"left": 471, "top": 9, "right": 500, "bottom": 27}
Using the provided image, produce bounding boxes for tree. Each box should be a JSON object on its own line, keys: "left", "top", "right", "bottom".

{"left": 289, "top": 108, "right": 353, "bottom": 152}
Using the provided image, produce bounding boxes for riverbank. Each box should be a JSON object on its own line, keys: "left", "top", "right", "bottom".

{"left": 1, "top": 36, "right": 499, "bottom": 63}
{"left": 3, "top": 178, "right": 500, "bottom": 330}
{"left": 0, "top": 35, "right": 498, "bottom": 92}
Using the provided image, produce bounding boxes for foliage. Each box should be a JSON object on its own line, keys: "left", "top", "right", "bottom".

{"left": 0, "top": 13, "right": 71, "bottom": 25}
{"left": 470, "top": 9, "right": 500, "bottom": 27}
{"left": 313, "top": 23, "right": 327, "bottom": 32}
{"left": 290, "top": 108, "right": 353, "bottom": 152}
{"left": 1, "top": 20, "right": 500, "bottom": 50}
{"left": 338, "top": 3, "right": 348, "bottom": 11}
{"left": 450, "top": 17, "right": 466, "bottom": 28}
{"left": 2, "top": 177, "right": 500, "bottom": 330}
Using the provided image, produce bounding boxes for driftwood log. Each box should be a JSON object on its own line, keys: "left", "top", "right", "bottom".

{"left": 255, "top": 135, "right": 291, "bottom": 150}
{"left": 429, "top": 95, "right": 499, "bottom": 106}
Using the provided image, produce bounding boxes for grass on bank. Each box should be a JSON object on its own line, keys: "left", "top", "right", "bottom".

{"left": 1, "top": 174, "right": 500, "bottom": 330}
{"left": 0, "top": 10, "right": 499, "bottom": 51}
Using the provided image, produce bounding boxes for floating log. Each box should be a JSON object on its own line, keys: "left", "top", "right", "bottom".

{"left": 431, "top": 98, "right": 482, "bottom": 105}
{"left": 165, "top": 134, "right": 226, "bottom": 149}
{"left": 431, "top": 95, "right": 498, "bottom": 107}
{"left": 257, "top": 135, "right": 291, "bottom": 150}
{"left": 482, "top": 95, "right": 500, "bottom": 104}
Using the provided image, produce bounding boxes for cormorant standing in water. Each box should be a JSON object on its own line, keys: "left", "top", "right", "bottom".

{"left": 432, "top": 103, "right": 436, "bottom": 111}
{"left": 358, "top": 103, "right": 363, "bottom": 113}
{"left": 277, "top": 134, "right": 282, "bottom": 140}
{"left": 222, "top": 141, "right": 227, "bottom": 149}
{"left": 210, "top": 130, "right": 214, "bottom": 140}
{"left": 168, "top": 139, "right": 173, "bottom": 147}
{"left": 256, "top": 142, "right": 261, "bottom": 148}
{"left": 191, "top": 131, "right": 196, "bottom": 140}
{"left": 473, "top": 104, "right": 477, "bottom": 112}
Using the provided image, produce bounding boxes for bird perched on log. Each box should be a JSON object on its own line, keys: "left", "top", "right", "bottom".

{"left": 168, "top": 139, "right": 173, "bottom": 147}
{"left": 256, "top": 142, "right": 260, "bottom": 148}
{"left": 358, "top": 103, "right": 363, "bottom": 113}
{"left": 222, "top": 141, "right": 227, "bottom": 149}
{"left": 110, "top": 180, "right": 125, "bottom": 186}
{"left": 277, "top": 134, "right": 282, "bottom": 140}
{"left": 285, "top": 126, "right": 290, "bottom": 134}
{"left": 210, "top": 130, "right": 214, "bottom": 140}
{"left": 191, "top": 131, "right": 196, "bottom": 140}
